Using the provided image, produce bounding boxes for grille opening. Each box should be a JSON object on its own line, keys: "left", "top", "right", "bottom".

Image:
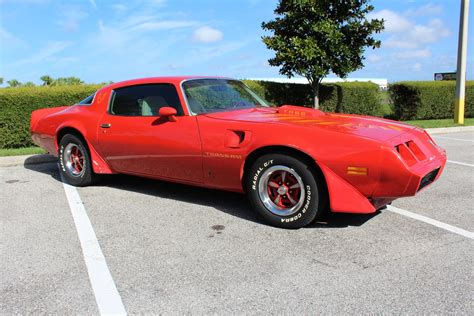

{"left": 418, "top": 168, "right": 440, "bottom": 192}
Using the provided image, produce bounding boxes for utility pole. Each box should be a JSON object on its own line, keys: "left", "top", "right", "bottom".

{"left": 454, "top": 0, "right": 470, "bottom": 124}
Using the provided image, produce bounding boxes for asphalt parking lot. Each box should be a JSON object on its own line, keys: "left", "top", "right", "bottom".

{"left": 1, "top": 131, "right": 473, "bottom": 314}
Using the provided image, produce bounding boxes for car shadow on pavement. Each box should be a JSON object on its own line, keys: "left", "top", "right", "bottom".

{"left": 308, "top": 211, "right": 381, "bottom": 228}
{"left": 24, "top": 155, "right": 380, "bottom": 229}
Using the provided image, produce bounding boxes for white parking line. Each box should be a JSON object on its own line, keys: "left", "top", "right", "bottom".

{"left": 447, "top": 160, "right": 474, "bottom": 167}
{"left": 434, "top": 135, "right": 474, "bottom": 143}
{"left": 60, "top": 169, "right": 127, "bottom": 315}
{"left": 387, "top": 205, "right": 474, "bottom": 240}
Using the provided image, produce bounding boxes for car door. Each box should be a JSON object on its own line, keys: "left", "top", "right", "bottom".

{"left": 97, "top": 83, "right": 203, "bottom": 184}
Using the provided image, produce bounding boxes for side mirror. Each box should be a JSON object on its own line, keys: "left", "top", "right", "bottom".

{"left": 158, "top": 107, "right": 177, "bottom": 122}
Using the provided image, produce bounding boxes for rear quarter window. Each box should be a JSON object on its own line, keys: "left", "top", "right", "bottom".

{"left": 77, "top": 93, "right": 96, "bottom": 105}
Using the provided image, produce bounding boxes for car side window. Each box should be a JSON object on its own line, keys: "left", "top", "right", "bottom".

{"left": 110, "top": 84, "right": 184, "bottom": 116}
{"left": 77, "top": 93, "right": 95, "bottom": 105}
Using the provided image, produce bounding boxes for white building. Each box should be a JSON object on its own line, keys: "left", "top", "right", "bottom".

{"left": 247, "top": 77, "right": 388, "bottom": 90}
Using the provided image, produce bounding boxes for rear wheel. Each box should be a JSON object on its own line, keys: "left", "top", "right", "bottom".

{"left": 59, "top": 134, "right": 95, "bottom": 186}
{"left": 246, "top": 154, "right": 322, "bottom": 229}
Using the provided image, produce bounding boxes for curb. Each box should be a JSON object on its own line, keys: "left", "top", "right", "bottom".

{"left": 426, "top": 126, "right": 474, "bottom": 135}
{"left": 0, "top": 154, "right": 57, "bottom": 167}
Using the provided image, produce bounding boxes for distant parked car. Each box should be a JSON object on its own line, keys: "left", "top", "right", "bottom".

{"left": 30, "top": 77, "right": 446, "bottom": 228}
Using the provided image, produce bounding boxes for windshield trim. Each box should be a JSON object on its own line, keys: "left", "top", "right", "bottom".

{"left": 179, "top": 78, "right": 269, "bottom": 116}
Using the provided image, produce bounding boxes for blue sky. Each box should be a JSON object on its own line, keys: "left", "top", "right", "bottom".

{"left": 0, "top": 0, "right": 472, "bottom": 84}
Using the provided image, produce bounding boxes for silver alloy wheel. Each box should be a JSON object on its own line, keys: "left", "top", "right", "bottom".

{"left": 64, "top": 143, "right": 85, "bottom": 177}
{"left": 258, "top": 165, "right": 305, "bottom": 216}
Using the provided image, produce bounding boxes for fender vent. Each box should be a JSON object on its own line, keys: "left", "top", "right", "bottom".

{"left": 225, "top": 130, "right": 246, "bottom": 148}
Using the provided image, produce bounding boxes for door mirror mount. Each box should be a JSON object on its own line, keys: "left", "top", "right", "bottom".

{"left": 159, "top": 107, "right": 178, "bottom": 122}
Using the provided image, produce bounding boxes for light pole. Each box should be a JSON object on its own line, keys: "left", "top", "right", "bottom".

{"left": 454, "top": 0, "right": 470, "bottom": 124}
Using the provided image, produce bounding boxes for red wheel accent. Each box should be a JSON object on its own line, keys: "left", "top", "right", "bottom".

{"left": 64, "top": 143, "right": 85, "bottom": 177}
{"left": 70, "top": 146, "right": 84, "bottom": 173}
{"left": 266, "top": 170, "right": 302, "bottom": 209}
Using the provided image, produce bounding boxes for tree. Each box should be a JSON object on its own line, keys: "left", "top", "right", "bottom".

{"left": 7, "top": 79, "right": 22, "bottom": 87}
{"left": 262, "top": 0, "right": 384, "bottom": 109}
{"left": 0, "top": 77, "right": 3, "bottom": 85}
{"left": 23, "top": 81, "right": 36, "bottom": 87}
{"left": 40, "top": 75, "right": 54, "bottom": 86}
{"left": 51, "top": 76, "right": 84, "bottom": 86}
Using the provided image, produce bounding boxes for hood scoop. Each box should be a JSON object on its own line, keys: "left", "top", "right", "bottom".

{"left": 277, "top": 105, "right": 325, "bottom": 118}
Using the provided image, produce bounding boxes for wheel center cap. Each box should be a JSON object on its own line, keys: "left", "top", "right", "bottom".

{"left": 277, "top": 186, "right": 288, "bottom": 195}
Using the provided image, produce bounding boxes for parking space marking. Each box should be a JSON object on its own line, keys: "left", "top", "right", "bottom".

{"left": 447, "top": 160, "right": 474, "bottom": 167}
{"left": 60, "top": 169, "right": 127, "bottom": 315}
{"left": 434, "top": 135, "right": 474, "bottom": 143}
{"left": 387, "top": 205, "right": 474, "bottom": 240}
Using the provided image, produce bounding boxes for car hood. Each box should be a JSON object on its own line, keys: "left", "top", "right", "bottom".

{"left": 203, "top": 105, "right": 418, "bottom": 142}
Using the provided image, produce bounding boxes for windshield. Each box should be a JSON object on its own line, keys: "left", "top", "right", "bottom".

{"left": 182, "top": 79, "right": 270, "bottom": 114}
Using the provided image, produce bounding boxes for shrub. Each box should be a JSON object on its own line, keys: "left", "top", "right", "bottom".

{"left": 243, "top": 80, "right": 383, "bottom": 116}
{"left": 0, "top": 85, "right": 102, "bottom": 148}
{"left": 0, "top": 81, "right": 382, "bottom": 149}
{"left": 389, "top": 81, "right": 474, "bottom": 120}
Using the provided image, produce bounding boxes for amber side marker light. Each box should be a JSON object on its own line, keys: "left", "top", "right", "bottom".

{"left": 347, "top": 166, "right": 368, "bottom": 175}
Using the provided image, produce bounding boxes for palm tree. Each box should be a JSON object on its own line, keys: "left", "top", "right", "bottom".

{"left": 40, "top": 75, "right": 54, "bottom": 86}
{"left": 7, "top": 79, "right": 21, "bottom": 87}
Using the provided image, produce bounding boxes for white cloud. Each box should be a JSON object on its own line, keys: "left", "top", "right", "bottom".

{"left": 405, "top": 3, "right": 443, "bottom": 16}
{"left": 58, "top": 8, "right": 89, "bottom": 32}
{"left": 111, "top": 4, "right": 127, "bottom": 12}
{"left": 150, "top": 0, "right": 167, "bottom": 5}
{"left": 393, "top": 49, "right": 432, "bottom": 59}
{"left": 0, "top": 0, "right": 48, "bottom": 3}
{"left": 192, "top": 26, "right": 224, "bottom": 43}
{"left": 367, "top": 54, "right": 382, "bottom": 63}
{"left": 89, "top": 0, "right": 97, "bottom": 9}
{"left": 10, "top": 41, "right": 72, "bottom": 66}
{"left": 131, "top": 20, "right": 198, "bottom": 32}
{"left": 410, "top": 19, "right": 451, "bottom": 43}
{"left": 0, "top": 26, "right": 14, "bottom": 40}
{"left": 412, "top": 63, "right": 422, "bottom": 72}
{"left": 370, "top": 10, "right": 451, "bottom": 49}
{"left": 369, "top": 9, "right": 411, "bottom": 32}
{"left": 0, "top": 26, "right": 28, "bottom": 50}
{"left": 93, "top": 14, "right": 199, "bottom": 50}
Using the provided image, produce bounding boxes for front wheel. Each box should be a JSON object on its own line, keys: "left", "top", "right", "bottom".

{"left": 246, "top": 154, "right": 322, "bottom": 229}
{"left": 58, "top": 134, "right": 95, "bottom": 186}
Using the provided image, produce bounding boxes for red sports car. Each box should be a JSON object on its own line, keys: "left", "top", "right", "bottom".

{"left": 30, "top": 77, "right": 446, "bottom": 228}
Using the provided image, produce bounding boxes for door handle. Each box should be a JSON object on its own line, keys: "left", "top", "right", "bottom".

{"left": 100, "top": 123, "right": 111, "bottom": 128}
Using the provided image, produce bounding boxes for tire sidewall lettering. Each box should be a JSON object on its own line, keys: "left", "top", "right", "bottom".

{"left": 59, "top": 145, "right": 66, "bottom": 172}
{"left": 281, "top": 184, "right": 312, "bottom": 223}
{"left": 251, "top": 159, "right": 273, "bottom": 190}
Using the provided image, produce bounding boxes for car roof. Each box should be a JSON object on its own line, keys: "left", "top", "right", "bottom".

{"left": 102, "top": 76, "right": 235, "bottom": 90}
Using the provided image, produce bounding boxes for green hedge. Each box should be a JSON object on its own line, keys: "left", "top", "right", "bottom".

{"left": 389, "top": 81, "right": 474, "bottom": 120}
{"left": 0, "top": 85, "right": 102, "bottom": 148}
{"left": 243, "top": 80, "right": 383, "bottom": 116}
{"left": 0, "top": 81, "right": 383, "bottom": 149}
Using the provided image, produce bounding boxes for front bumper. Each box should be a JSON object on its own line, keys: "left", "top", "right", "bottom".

{"left": 373, "top": 129, "right": 447, "bottom": 198}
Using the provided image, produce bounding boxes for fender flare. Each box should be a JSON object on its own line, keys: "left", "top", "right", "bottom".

{"left": 56, "top": 123, "right": 114, "bottom": 174}
{"left": 318, "top": 162, "right": 375, "bottom": 214}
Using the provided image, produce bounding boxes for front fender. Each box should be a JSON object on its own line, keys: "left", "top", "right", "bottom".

{"left": 318, "top": 162, "right": 376, "bottom": 214}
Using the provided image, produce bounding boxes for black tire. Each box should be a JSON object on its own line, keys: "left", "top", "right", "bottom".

{"left": 58, "top": 134, "right": 95, "bottom": 186}
{"left": 246, "top": 154, "right": 322, "bottom": 229}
